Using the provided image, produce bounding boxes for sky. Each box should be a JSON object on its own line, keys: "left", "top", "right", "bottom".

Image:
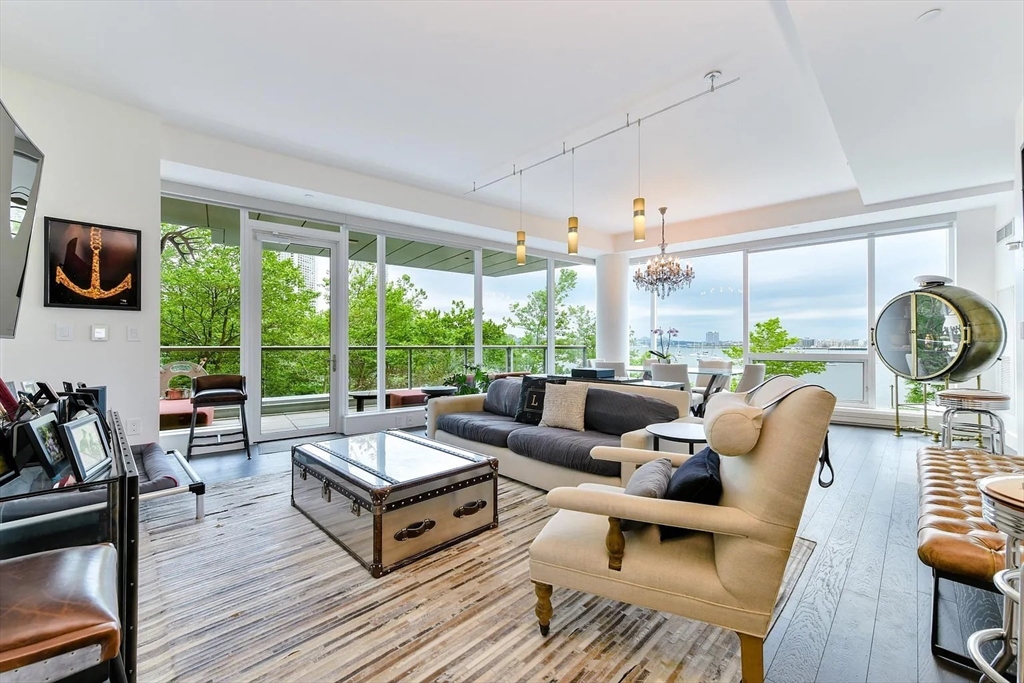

{"left": 631, "top": 228, "right": 948, "bottom": 344}
{"left": 313, "top": 227, "right": 948, "bottom": 346}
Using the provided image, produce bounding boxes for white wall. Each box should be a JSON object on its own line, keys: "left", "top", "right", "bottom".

{"left": 0, "top": 69, "right": 161, "bottom": 443}
{"left": 161, "top": 126, "right": 615, "bottom": 254}
{"left": 996, "top": 99, "right": 1024, "bottom": 451}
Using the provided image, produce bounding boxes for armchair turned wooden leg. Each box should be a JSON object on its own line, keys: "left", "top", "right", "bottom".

{"left": 606, "top": 517, "right": 625, "bottom": 571}
{"left": 533, "top": 581, "right": 553, "bottom": 636}
{"left": 737, "top": 633, "right": 764, "bottom": 683}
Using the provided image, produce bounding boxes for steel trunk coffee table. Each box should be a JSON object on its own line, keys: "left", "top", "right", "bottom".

{"left": 292, "top": 430, "right": 498, "bottom": 578}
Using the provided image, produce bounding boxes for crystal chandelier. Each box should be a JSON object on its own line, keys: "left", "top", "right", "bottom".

{"left": 633, "top": 206, "right": 695, "bottom": 299}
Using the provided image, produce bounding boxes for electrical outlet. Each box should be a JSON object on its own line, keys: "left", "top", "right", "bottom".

{"left": 125, "top": 419, "right": 142, "bottom": 436}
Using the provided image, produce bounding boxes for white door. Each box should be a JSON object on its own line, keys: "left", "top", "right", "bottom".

{"left": 247, "top": 221, "right": 342, "bottom": 441}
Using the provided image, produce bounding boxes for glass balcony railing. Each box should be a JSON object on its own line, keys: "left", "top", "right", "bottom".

{"left": 160, "top": 344, "right": 588, "bottom": 430}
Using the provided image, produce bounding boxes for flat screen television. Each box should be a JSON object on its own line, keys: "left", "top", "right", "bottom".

{"left": 0, "top": 99, "right": 44, "bottom": 339}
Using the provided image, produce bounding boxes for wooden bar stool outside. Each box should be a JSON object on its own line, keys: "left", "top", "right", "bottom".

{"left": 187, "top": 374, "right": 251, "bottom": 460}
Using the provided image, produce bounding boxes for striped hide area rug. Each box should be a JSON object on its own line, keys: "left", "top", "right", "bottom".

{"left": 137, "top": 472, "right": 814, "bottom": 683}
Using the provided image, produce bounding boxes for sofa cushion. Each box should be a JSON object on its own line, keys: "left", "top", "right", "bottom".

{"left": 660, "top": 447, "right": 722, "bottom": 540}
{"left": 507, "top": 427, "right": 621, "bottom": 477}
{"left": 483, "top": 377, "right": 524, "bottom": 418}
{"left": 514, "top": 376, "right": 566, "bottom": 425}
{"left": 540, "top": 382, "right": 589, "bottom": 432}
{"left": 583, "top": 387, "right": 679, "bottom": 436}
{"left": 435, "top": 412, "right": 531, "bottom": 448}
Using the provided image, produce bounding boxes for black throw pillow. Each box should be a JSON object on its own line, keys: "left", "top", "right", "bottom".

{"left": 659, "top": 447, "right": 722, "bottom": 541}
{"left": 514, "top": 376, "right": 566, "bottom": 425}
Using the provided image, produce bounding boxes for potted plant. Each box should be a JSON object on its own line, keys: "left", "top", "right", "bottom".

{"left": 441, "top": 365, "right": 493, "bottom": 396}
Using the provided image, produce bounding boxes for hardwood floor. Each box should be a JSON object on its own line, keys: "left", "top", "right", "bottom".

{"left": 185, "top": 424, "right": 1010, "bottom": 683}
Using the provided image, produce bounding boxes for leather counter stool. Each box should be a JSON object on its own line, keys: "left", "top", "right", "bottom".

{"left": 0, "top": 544, "right": 123, "bottom": 682}
{"left": 188, "top": 374, "right": 251, "bottom": 460}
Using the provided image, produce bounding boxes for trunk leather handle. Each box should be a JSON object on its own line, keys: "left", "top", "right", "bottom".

{"left": 454, "top": 500, "right": 488, "bottom": 518}
{"left": 394, "top": 519, "right": 436, "bottom": 541}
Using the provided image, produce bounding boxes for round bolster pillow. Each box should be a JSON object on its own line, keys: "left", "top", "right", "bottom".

{"left": 702, "top": 391, "right": 763, "bottom": 456}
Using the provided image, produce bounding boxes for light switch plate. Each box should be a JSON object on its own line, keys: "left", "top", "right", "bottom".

{"left": 91, "top": 325, "right": 109, "bottom": 341}
{"left": 126, "top": 326, "right": 140, "bottom": 342}
{"left": 56, "top": 324, "right": 73, "bottom": 341}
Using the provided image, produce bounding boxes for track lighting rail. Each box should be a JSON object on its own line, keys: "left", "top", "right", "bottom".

{"left": 465, "top": 75, "right": 739, "bottom": 196}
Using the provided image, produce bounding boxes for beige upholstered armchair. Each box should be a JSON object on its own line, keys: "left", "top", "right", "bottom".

{"left": 528, "top": 376, "right": 836, "bottom": 683}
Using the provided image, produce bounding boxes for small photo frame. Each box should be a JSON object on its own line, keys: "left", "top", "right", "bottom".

{"left": 24, "top": 413, "right": 71, "bottom": 478}
{"left": 60, "top": 413, "right": 112, "bottom": 482}
{"left": 34, "top": 382, "right": 60, "bottom": 405}
{"left": 0, "top": 442, "right": 20, "bottom": 487}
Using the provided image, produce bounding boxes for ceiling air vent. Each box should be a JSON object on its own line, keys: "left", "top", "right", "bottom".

{"left": 996, "top": 220, "right": 1015, "bottom": 243}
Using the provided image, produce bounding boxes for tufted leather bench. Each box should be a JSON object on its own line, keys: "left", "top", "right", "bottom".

{"left": 917, "top": 446, "right": 1022, "bottom": 668}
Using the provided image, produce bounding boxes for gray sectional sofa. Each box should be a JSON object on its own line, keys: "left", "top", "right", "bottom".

{"left": 426, "top": 378, "right": 693, "bottom": 490}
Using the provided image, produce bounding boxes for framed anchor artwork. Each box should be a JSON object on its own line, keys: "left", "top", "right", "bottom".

{"left": 44, "top": 217, "right": 141, "bottom": 310}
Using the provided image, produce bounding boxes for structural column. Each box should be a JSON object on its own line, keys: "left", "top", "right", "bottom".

{"left": 596, "top": 254, "right": 630, "bottom": 363}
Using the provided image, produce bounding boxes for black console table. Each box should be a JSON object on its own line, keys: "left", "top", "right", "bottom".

{"left": 0, "top": 411, "right": 139, "bottom": 682}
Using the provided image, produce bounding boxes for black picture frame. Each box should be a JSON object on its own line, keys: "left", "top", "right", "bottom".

{"left": 44, "top": 217, "right": 141, "bottom": 310}
{"left": 60, "top": 413, "right": 112, "bottom": 482}
{"left": 28, "top": 381, "right": 60, "bottom": 406}
{"left": 0, "top": 435, "right": 19, "bottom": 487}
{"left": 23, "top": 413, "right": 71, "bottom": 478}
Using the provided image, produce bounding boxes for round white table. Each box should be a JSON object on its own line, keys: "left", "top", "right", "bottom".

{"left": 645, "top": 422, "right": 706, "bottom": 454}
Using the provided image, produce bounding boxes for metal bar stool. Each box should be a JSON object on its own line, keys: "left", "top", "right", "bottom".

{"left": 937, "top": 389, "right": 1011, "bottom": 454}
{"left": 968, "top": 474, "right": 1023, "bottom": 683}
{"left": 187, "top": 375, "right": 251, "bottom": 460}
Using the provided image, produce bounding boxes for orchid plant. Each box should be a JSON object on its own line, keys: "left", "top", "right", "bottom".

{"left": 651, "top": 327, "right": 679, "bottom": 359}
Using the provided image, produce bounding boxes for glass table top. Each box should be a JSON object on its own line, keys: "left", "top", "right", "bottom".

{"left": 300, "top": 432, "right": 483, "bottom": 488}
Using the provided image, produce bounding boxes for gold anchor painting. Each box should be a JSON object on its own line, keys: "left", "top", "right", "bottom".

{"left": 44, "top": 217, "right": 141, "bottom": 310}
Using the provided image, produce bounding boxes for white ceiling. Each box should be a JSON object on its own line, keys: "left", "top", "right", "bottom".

{"left": 1, "top": 0, "right": 1021, "bottom": 240}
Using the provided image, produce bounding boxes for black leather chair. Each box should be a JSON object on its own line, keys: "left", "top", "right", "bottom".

{"left": 187, "top": 375, "right": 251, "bottom": 460}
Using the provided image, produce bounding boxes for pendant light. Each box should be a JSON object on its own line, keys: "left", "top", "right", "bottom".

{"left": 633, "top": 119, "right": 645, "bottom": 242}
{"left": 516, "top": 170, "right": 526, "bottom": 265}
{"left": 567, "top": 148, "right": 578, "bottom": 254}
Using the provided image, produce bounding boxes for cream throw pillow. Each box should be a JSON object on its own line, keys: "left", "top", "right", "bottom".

{"left": 539, "top": 382, "right": 589, "bottom": 431}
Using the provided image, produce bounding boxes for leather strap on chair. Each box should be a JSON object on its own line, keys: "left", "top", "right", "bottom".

{"left": 817, "top": 432, "right": 834, "bottom": 488}
{"left": 746, "top": 376, "right": 834, "bottom": 488}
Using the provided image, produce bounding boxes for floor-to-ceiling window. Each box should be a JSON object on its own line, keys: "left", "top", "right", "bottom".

{"left": 159, "top": 198, "right": 242, "bottom": 430}
{"left": 873, "top": 228, "right": 950, "bottom": 408}
{"left": 554, "top": 262, "right": 596, "bottom": 372}
{"left": 626, "top": 223, "right": 952, "bottom": 407}
{"left": 628, "top": 287, "right": 653, "bottom": 366}
{"left": 655, "top": 252, "right": 743, "bottom": 368}
{"left": 481, "top": 249, "right": 549, "bottom": 374}
{"left": 384, "top": 236, "right": 477, "bottom": 391}
{"left": 748, "top": 239, "right": 869, "bottom": 402}
{"left": 347, "top": 231, "right": 381, "bottom": 413}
